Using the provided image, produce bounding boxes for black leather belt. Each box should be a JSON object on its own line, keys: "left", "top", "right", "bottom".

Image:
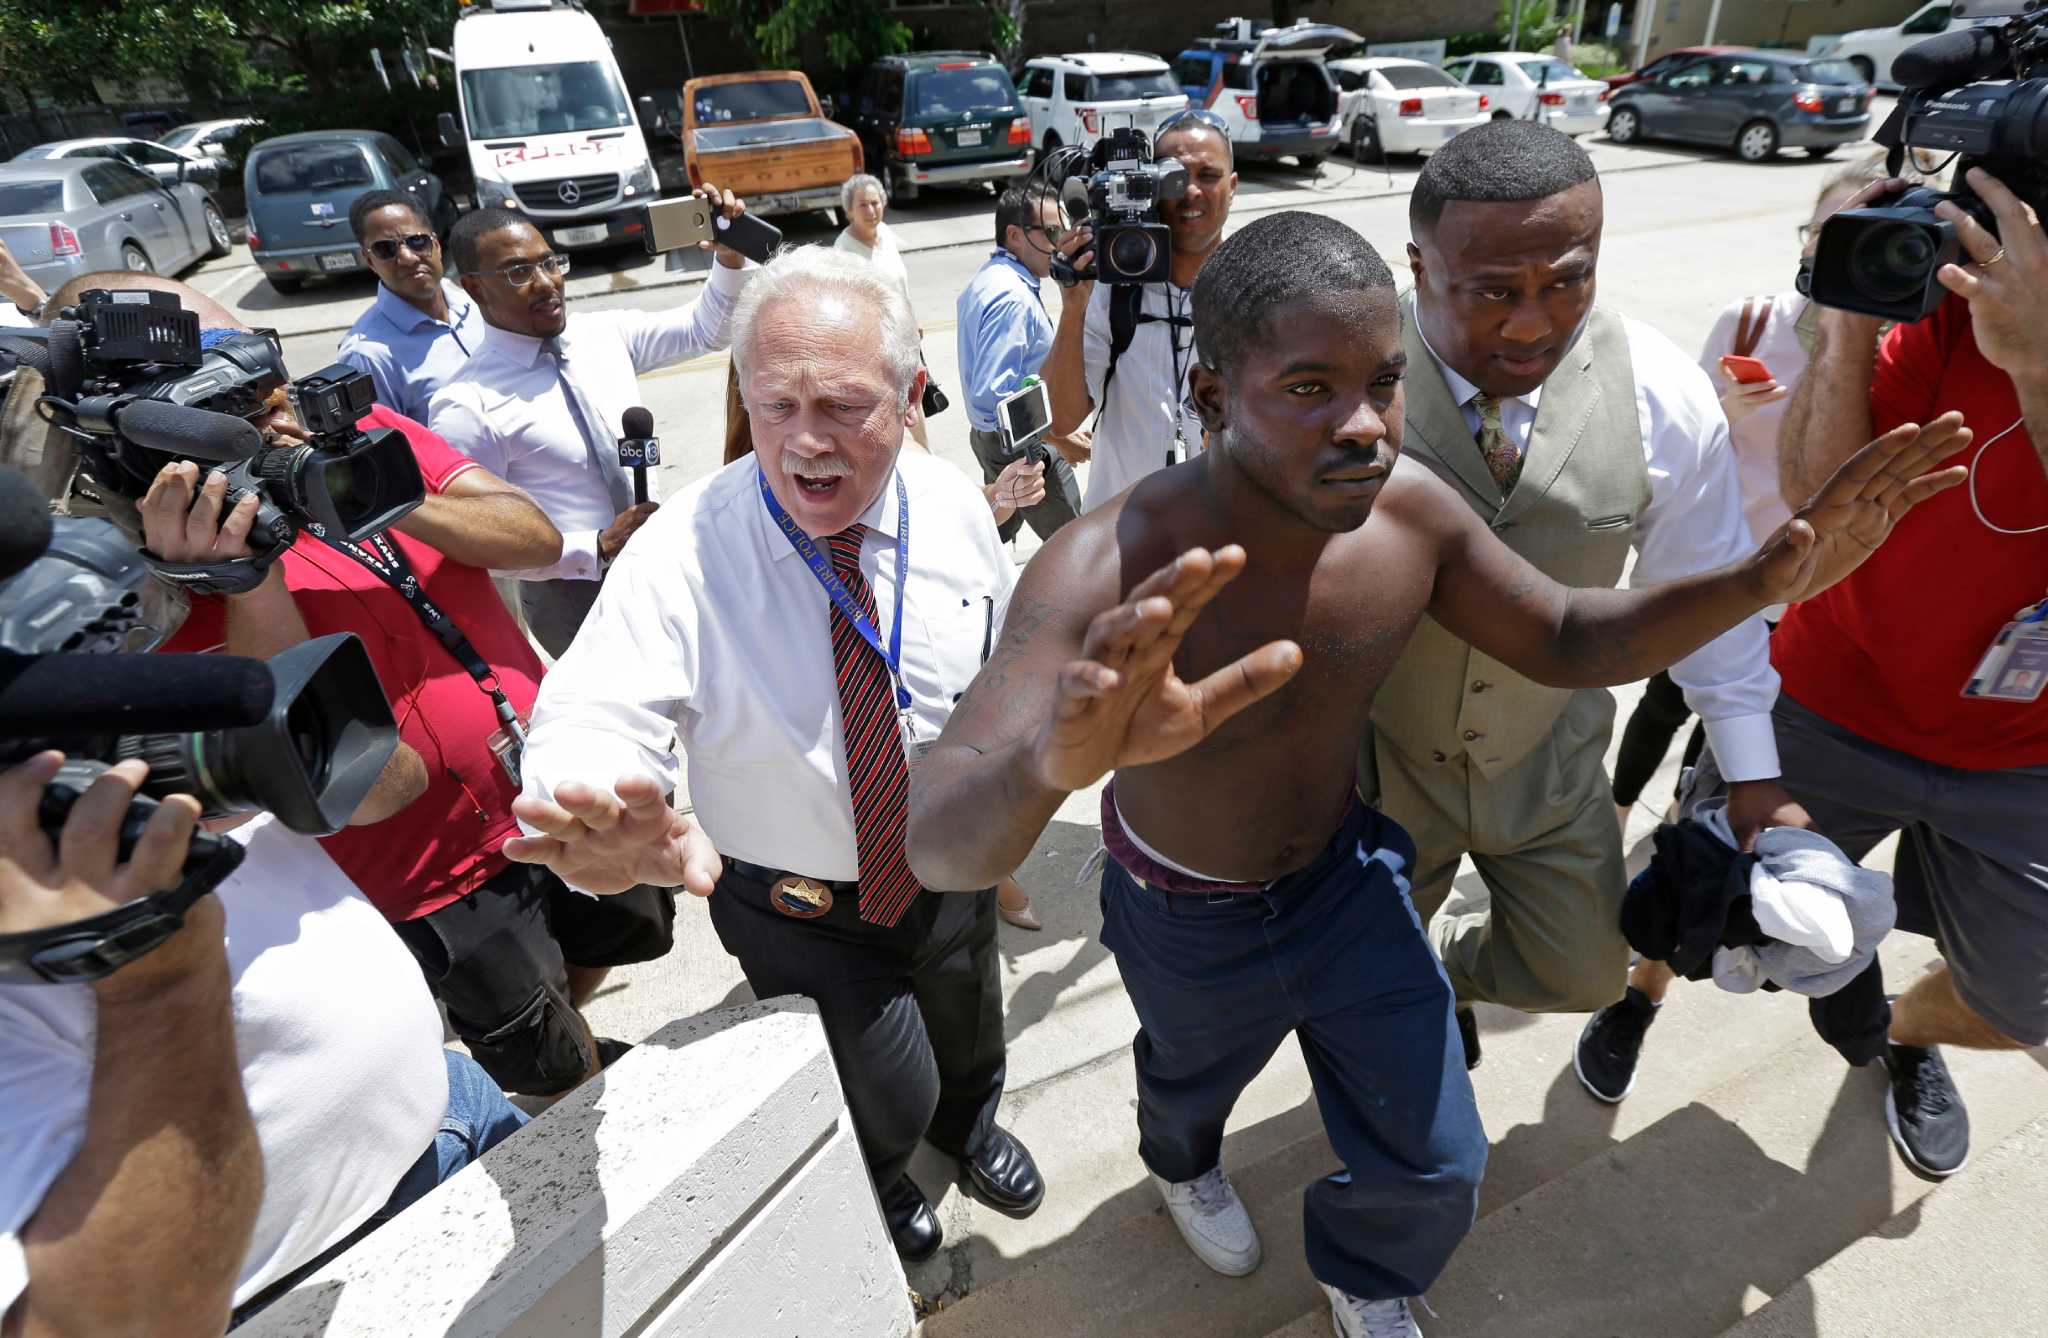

{"left": 725, "top": 858, "right": 860, "bottom": 896}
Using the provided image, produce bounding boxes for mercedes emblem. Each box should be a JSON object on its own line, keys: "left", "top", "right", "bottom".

{"left": 557, "top": 180, "right": 582, "bottom": 206}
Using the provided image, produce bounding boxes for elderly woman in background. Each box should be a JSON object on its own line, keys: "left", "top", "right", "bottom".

{"left": 835, "top": 174, "right": 930, "bottom": 450}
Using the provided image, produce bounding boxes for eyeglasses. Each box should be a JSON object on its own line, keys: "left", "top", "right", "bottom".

{"left": 366, "top": 233, "right": 436, "bottom": 261}
{"left": 1796, "top": 222, "right": 1821, "bottom": 245}
{"left": 486, "top": 253, "right": 572, "bottom": 288}
{"left": 1157, "top": 108, "right": 1231, "bottom": 139}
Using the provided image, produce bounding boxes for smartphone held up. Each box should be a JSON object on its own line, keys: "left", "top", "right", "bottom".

{"left": 644, "top": 191, "right": 781, "bottom": 267}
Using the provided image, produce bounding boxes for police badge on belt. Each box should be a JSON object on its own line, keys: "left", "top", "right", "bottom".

{"left": 771, "top": 875, "right": 833, "bottom": 919}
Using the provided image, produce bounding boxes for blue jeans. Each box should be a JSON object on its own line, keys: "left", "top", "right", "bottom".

{"left": 1099, "top": 804, "right": 1486, "bottom": 1300}
{"left": 371, "top": 1050, "right": 531, "bottom": 1225}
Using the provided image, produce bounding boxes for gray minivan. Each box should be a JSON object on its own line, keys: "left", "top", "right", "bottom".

{"left": 245, "top": 130, "right": 453, "bottom": 294}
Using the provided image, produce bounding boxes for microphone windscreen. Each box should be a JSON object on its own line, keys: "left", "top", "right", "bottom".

{"left": 1061, "top": 177, "right": 1091, "bottom": 219}
{"left": 1891, "top": 25, "right": 2003, "bottom": 88}
{"left": 0, "top": 467, "right": 53, "bottom": 583}
{"left": 114, "top": 399, "right": 262, "bottom": 463}
{"left": 0, "top": 650, "right": 275, "bottom": 736}
{"left": 621, "top": 406, "right": 654, "bottom": 439}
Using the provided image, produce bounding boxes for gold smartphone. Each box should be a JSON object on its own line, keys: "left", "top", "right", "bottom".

{"left": 644, "top": 196, "right": 716, "bottom": 254}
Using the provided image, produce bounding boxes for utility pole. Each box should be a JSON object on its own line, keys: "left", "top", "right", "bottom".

{"left": 1703, "top": 0, "right": 1725, "bottom": 44}
{"left": 1634, "top": 0, "right": 1655, "bottom": 68}
{"left": 1510, "top": 0, "right": 1524, "bottom": 51}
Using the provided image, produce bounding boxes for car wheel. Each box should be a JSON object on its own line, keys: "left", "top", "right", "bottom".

{"left": 267, "top": 274, "right": 304, "bottom": 295}
{"left": 1608, "top": 106, "right": 1642, "bottom": 145}
{"left": 1804, "top": 145, "right": 1836, "bottom": 160}
{"left": 1492, "top": 109, "right": 1512, "bottom": 121}
{"left": 1848, "top": 56, "right": 1876, "bottom": 85}
{"left": 1300, "top": 153, "right": 1328, "bottom": 172}
{"left": 120, "top": 244, "right": 154, "bottom": 274}
{"left": 1736, "top": 119, "right": 1779, "bottom": 162}
{"left": 1351, "top": 117, "right": 1382, "bottom": 160}
{"left": 893, "top": 176, "right": 920, "bottom": 204}
{"left": 202, "top": 202, "right": 233, "bottom": 258}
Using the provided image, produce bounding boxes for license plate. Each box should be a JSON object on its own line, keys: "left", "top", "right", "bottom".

{"left": 319, "top": 252, "right": 357, "bottom": 271}
{"left": 1571, "top": 96, "right": 1591, "bottom": 110}
{"left": 1441, "top": 125, "right": 1462, "bottom": 139}
{"left": 958, "top": 127, "right": 985, "bottom": 147}
{"left": 554, "top": 223, "right": 609, "bottom": 247}
{"left": 752, "top": 192, "right": 802, "bottom": 214}
{"left": 1835, "top": 97, "right": 1856, "bottom": 113}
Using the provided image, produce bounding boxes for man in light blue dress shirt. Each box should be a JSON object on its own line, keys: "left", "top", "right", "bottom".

{"left": 337, "top": 190, "right": 486, "bottom": 423}
{"left": 955, "top": 186, "right": 1083, "bottom": 542}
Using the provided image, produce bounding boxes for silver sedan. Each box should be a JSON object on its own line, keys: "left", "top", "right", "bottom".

{"left": 0, "top": 158, "right": 232, "bottom": 294}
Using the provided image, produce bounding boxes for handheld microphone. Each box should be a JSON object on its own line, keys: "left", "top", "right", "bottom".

{"left": 618, "top": 406, "right": 659, "bottom": 508}
{"left": 0, "top": 650, "right": 275, "bottom": 736}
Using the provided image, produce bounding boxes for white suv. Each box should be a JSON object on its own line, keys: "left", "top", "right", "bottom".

{"left": 1017, "top": 52, "right": 1189, "bottom": 156}
{"left": 1820, "top": 0, "right": 1998, "bottom": 91}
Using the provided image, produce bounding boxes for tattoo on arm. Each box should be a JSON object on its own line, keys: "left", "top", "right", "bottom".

{"left": 957, "top": 594, "right": 1054, "bottom": 716}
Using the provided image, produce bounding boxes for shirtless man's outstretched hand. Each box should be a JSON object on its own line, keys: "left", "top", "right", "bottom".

{"left": 1031, "top": 546, "right": 1303, "bottom": 792}
{"left": 506, "top": 775, "right": 722, "bottom": 896}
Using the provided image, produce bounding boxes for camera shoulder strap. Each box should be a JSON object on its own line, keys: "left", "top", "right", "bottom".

{"left": 1733, "top": 297, "right": 1768, "bottom": 358}
{"left": 1093, "top": 282, "right": 1147, "bottom": 432}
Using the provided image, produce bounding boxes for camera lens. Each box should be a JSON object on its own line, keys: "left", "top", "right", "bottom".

{"left": 321, "top": 456, "right": 362, "bottom": 516}
{"left": 1108, "top": 229, "right": 1158, "bottom": 280}
{"left": 1848, "top": 222, "right": 1939, "bottom": 305}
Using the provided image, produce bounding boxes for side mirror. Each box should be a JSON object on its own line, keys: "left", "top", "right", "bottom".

{"left": 635, "top": 95, "right": 665, "bottom": 132}
{"left": 436, "top": 112, "right": 462, "bottom": 149}
{"left": 175, "top": 160, "right": 189, "bottom": 184}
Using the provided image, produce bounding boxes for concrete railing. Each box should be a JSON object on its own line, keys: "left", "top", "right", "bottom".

{"left": 243, "top": 997, "right": 912, "bottom": 1338}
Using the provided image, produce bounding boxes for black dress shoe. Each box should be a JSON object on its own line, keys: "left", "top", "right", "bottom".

{"left": 884, "top": 1179, "right": 943, "bottom": 1263}
{"left": 960, "top": 1125, "right": 1045, "bottom": 1218}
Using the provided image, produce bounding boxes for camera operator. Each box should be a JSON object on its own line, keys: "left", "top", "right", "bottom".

{"left": 1044, "top": 111, "right": 1238, "bottom": 513}
{"left": 1627, "top": 164, "right": 2048, "bottom": 1179}
{"left": 0, "top": 754, "right": 525, "bottom": 1336}
{"left": 428, "top": 187, "right": 757, "bottom": 658}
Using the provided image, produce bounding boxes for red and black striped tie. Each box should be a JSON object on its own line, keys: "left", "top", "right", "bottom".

{"left": 826, "top": 525, "right": 921, "bottom": 927}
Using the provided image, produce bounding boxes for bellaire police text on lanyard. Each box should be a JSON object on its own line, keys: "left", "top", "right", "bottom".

{"left": 758, "top": 467, "right": 930, "bottom": 763}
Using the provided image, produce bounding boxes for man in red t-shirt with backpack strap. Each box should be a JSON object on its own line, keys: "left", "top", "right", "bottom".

{"left": 1577, "top": 166, "right": 2048, "bottom": 1180}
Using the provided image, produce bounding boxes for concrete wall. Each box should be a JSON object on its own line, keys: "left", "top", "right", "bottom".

{"left": 1629, "top": 0, "right": 1925, "bottom": 62}
{"left": 242, "top": 998, "right": 912, "bottom": 1338}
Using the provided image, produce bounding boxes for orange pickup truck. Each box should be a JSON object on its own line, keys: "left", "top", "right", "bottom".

{"left": 681, "top": 70, "right": 864, "bottom": 223}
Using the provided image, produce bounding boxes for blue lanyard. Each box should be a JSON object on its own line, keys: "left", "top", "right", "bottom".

{"left": 758, "top": 464, "right": 912, "bottom": 710}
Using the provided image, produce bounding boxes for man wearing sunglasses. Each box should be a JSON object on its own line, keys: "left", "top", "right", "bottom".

{"left": 429, "top": 186, "right": 755, "bottom": 659}
{"left": 337, "top": 190, "right": 485, "bottom": 424}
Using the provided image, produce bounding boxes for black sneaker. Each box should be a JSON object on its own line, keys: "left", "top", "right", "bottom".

{"left": 1881, "top": 1042, "right": 1970, "bottom": 1177}
{"left": 1457, "top": 1005, "right": 1482, "bottom": 1071}
{"left": 1574, "top": 986, "right": 1659, "bottom": 1103}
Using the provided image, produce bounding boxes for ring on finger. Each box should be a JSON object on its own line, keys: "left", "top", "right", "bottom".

{"left": 1982, "top": 248, "right": 2008, "bottom": 266}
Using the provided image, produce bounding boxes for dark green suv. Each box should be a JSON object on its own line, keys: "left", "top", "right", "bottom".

{"left": 847, "top": 52, "right": 1033, "bottom": 201}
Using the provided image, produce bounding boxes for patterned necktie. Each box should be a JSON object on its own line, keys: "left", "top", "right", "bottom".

{"left": 1470, "top": 391, "right": 1523, "bottom": 496}
{"left": 826, "top": 525, "right": 922, "bottom": 927}
{"left": 541, "top": 335, "right": 635, "bottom": 515}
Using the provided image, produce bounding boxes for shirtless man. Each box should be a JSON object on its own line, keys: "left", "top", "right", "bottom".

{"left": 903, "top": 211, "right": 1967, "bottom": 1337}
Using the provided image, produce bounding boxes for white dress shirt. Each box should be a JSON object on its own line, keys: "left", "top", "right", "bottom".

{"left": 1421, "top": 315, "right": 1783, "bottom": 782}
{"left": 426, "top": 260, "right": 753, "bottom": 582}
{"left": 520, "top": 448, "right": 1016, "bottom": 881}
{"left": 1080, "top": 279, "right": 1206, "bottom": 514}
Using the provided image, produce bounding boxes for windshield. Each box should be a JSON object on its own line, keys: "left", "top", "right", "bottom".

{"left": 12, "top": 145, "right": 61, "bottom": 160}
{"left": 250, "top": 144, "right": 373, "bottom": 194}
{"left": 692, "top": 79, "right": 812, "bottom": 123}
{"left": 1091, "top": 70, "right": 1183, "bottom": 100}
{"left": 0, "top": 180, "right": 66, "bottom": 214}
{"left": 161, "top": 124, "right": 206, "bottom": 150}
{"left": 1515, "top": 58, "right": 1587, "bottom": 83}
{"left": 462, "top": 62, "right": 634, "bottom": 139}
{"left": 1376, "top": 65, "right": 1461, "bottom": 90}
{"left": 1798, "top": 59, "right": 1865, "bottom": 85}
{"left": 913, "top": 67, "right": 1018, "bottom": 117}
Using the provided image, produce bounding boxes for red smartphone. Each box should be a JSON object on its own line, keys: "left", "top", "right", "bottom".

{"left": 1720, "top": 354, "right": 1774, "bottom": 385}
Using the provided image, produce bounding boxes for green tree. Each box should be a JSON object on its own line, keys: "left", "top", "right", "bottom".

{"left": 701, "top": 0, "right": 1016, "bottom": 75}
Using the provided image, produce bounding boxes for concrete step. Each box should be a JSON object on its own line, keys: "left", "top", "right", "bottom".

{"left": 1720, "top": 1113, "right": 2048, "bottom": 1338}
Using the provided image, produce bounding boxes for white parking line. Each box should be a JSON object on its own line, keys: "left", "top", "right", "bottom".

{"left": 198, "top": 265, "right": 256, "bottom": 300}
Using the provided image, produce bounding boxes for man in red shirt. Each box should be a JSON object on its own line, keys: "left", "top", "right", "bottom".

{"left": 118, "top": 277, "right": 677, "bottom": 1099}
{"left": 1579, "top": 167, "right": 2048, "bottom": 1179}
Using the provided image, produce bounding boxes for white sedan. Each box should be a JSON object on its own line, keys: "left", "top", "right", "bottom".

{"left": 1330, "top": 57, "right": 1490, "bottom": 158}
{"left": 1442, "top": 52, "right": 1611, "bottom": 136}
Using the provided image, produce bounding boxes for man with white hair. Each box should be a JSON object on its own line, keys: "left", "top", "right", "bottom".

{"left": 503, "top": 246, "right": 1044, "bottom": 1262}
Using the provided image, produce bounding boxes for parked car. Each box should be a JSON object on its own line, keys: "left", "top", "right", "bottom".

{"left": 1173, "top": 17, "right": 1357, "bottom": 167}
{"left": 681, "top": 70, "right": 864, "bottom": 223}
{"left": 14, "top": 137, "right": 225, "bottom": 193}
{"left": 0, "top": 158, "right": 232, "bottom": 295}
{"left": 848, "top": 52, "right": 1031, "bottom": 202}
{"left": 244, "top": 130, "right": 452, "bottom": 295}
{"left": 1818, "top": 0, "right": 1996, "bottom": 90}
{"left": 1442, "top": 52, "right": 1610, "bottom": 136}
{"left": 1602, "top": 45, "right": 1746, "bottom": 91}
{"left": 1329, "top": 57, "right": 1489, "bottom": 159}
{"left": 1606, "top": 49, "right": 1873, "bottom": 162}
{"left": 161, "top": 117, "right": 263, "bottom": 160}
{"left": 1017, "top": 51, "right": 1189, "bottom": 158}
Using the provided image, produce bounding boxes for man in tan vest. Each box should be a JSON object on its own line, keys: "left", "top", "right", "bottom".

{"left": 1360, "top": 121, "right": 1811, "bottom": 1066}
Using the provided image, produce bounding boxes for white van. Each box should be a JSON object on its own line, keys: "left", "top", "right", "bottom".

{"left": 452, "top": 0, "right": 659, "bottom": 250}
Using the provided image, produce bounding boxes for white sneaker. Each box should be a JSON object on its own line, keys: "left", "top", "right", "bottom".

{"left": 1152, "top": 1167, "right": 1261, "bottom": 1276}
{"left": 1325, "top": 1284, "right": 1422, "bottom": 1338}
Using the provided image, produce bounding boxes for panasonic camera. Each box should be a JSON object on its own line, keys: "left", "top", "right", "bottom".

{"left": 1047, "top": 127, "right": 1190, "bottom": 286}
{"left": 1802, "top": 0, "right": 2048, "bottom": 321}
{"left": 9, "top": 289, "right": 423, "bottom": 593}
{"left": 0, "top": 478, "right": 399, "bottom": 983}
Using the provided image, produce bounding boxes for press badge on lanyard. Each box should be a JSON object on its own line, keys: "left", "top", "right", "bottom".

{"left": 1963, "top": 597, "right": 2048, "bottom": 703}
{"left": 758, "top": 467, "right": 932, "bottom": 764}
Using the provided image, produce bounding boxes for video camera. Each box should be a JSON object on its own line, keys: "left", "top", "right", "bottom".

{"left": 1044, "top": 126, "right": 1190, "bottom": 286}
{"left": 1802, "top": 0, "right": 2048, "bottom": 321}
{"left": 0, "top": 472, "right": 400, "bottom": 984}
{"left": 1, "top": 289, "right": 424, "bottom": 594}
